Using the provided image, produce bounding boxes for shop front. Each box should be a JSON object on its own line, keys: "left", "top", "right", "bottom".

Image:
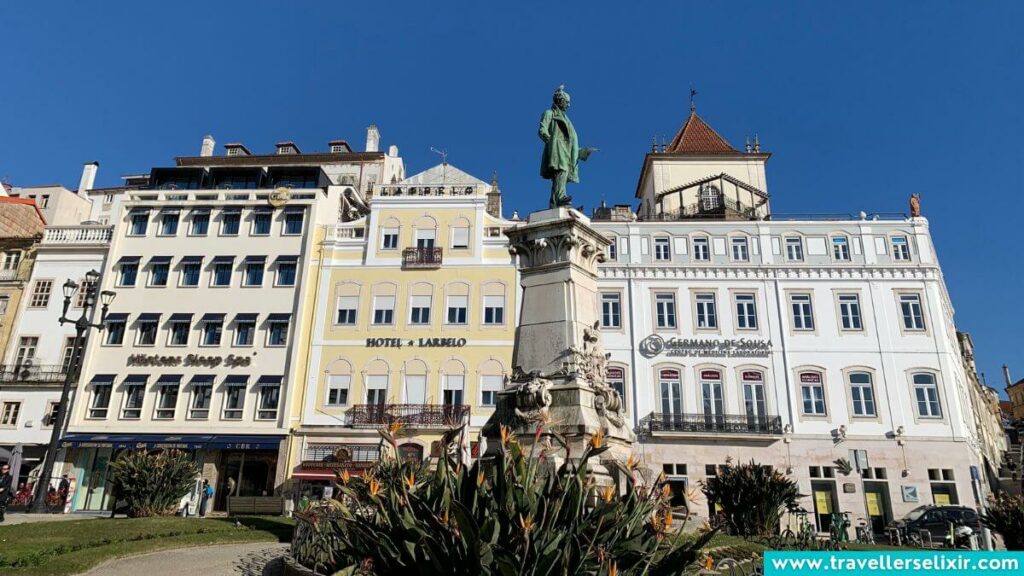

{"left": 61, "top": 433, "right": 285, "bottom": 512}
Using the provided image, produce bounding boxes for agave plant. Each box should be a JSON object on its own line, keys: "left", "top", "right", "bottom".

{"left": 107, "top": 449, "right": 199, "bottom": 517}
{"left": 700, "top": 459, "right": 801, "bottom": 537}
{"left": 981, "top": 492, "right": 1024, "bottom": 550}
{"left": 292, "top": 424, "right": 715, "bottom": 575}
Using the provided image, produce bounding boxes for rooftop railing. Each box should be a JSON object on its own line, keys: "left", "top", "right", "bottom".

{"left": 42, "top": 226, "right": 113, "bottom": 245}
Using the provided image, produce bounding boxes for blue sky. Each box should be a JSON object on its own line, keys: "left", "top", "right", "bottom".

{"left": 2, "top": 1, "right": 1022, "bottom": 393}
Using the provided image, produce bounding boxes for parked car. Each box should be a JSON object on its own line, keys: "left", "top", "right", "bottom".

{"left": 888, "top": 505, "right": 980, "bottom": 546}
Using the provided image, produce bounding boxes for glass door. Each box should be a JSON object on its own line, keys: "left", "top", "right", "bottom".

{"left": 659, "top": 369, "right": 682, "bottom": 429}
{"left": 700, "top": 370, "right": 724, "bottom": 429}
{"left": 742, "top": 371, "right": 767, "bottom": 430}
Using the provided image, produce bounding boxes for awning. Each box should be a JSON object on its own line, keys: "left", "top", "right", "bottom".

{"left": 190, "top": 207, "right": 211, "bottom": 215}
{"left": 224, "top": 375, "right": 248, "bottom": 385}
{"left": 253, "top": 206, "right": 273, "bottom": 213}
{"left": 148, "top": 256, "right": 172, "bottom": 264}
{"left": 117, "top": 255, "right": 141, "bottom": 264}
{"left": 137, "top": 313, "right": 161, "bottom": 321}
{"left": 169, "top": 313, "right": 193, "bottom": 321}
{"left": 257, "top": 376, "right": 282, "bottom": 386}
{"left": 221, "top": 206, "right": 242, "bottom": 214}
{"left": 267, "top": 313, "right": 291, "bottom": 321}
{"left": 234, "top": 313, "right": 258, "bottom": 321}
{"left": 105, "top": 313, "right": 128, "bottom": 322}
{"left": 180, "top": 256, "right": 203, "bottom": 263}
{"left": 160, "top": 207, "right": 181, "bottom": 214}
{"left": 60, "top": 434, "right": 285, "bottom": 451}
{"left": 189, "top": 375, "right": 215, "bottom": 386}
{"left": 212, "top": 255, "right": 235, "bottom": 263}
{"left": 275, "top": 255, "right": 299, "bottom": 263}
{"left": 129, "top": 208, "right": 151, "bottom": 214}
{"left": 201, "top": 312, "right": 225, "bottom": 322}
{"left": 156, "top": 375, "right": 182, "bottom": 385}
{"left": 123, "top": 374, "right": 148, "bottom": 385}
{"left": 244, "top": 255, "right": 267, "bottom": 262}
{"left": 90, "top": 374, "right": 116, "bottom": 385}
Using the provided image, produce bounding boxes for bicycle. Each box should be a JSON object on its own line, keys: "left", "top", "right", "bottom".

{"left": 828, "top": 511, "right": 851, "bottom": 548}
{"left": 779, "top": 508, "right": 817, "bottom": 549}
{"left": 854, "top": 517, "right": 876, "bottom": 545}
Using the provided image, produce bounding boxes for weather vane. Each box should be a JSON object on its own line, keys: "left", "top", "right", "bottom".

{"left": 690, "top": 87, "right": 698, "bottom": 112}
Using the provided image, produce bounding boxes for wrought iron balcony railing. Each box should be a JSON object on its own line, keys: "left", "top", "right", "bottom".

{"left": 643, "top": 412, "right": 783, "bottom": 435}
{"left": 350, "top": 403, "right": 470, "bottom": 428}
{"left": 0, "top": 364, "right": 69, "bottom": 384}
{"left": 402, "top": 247, "right": 443, "bottom": 269}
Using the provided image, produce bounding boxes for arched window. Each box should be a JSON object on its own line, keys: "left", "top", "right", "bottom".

{"left": 442, "top": 359, "right": 466, "bottom": 407}
{"left": 364, "top": 360, "right": 389, "bottom": 405}
{"left": 403, "top": 359, "right": 428, "bottom": 404}
{"left": 659, "top": 369, "right": 682, "bottom": 416}
{"left": 606, "top": 367, "right": 626, "bottom": 410}
{"left": 479, "top": 359, "right": 505, "bottom": 407}
{"left": 912, "top": 373, "right": 941, "bottom": 418}
{"left": 741, "top": 370, "right": 767, "bottom": 426}
{"left": 325, "top": 359, "right": 352, "bottom": 407}
{"left": 848, "top": 372, "right": 876, "bottom": 417}
{"left": 799, "top": 371, "right": 826, "bottom": 415}
{"left": 699, "top": 369, "right": 724, "bottom": 424}
{"left": 700, "top": 185, "right": 722, "bottom": 211}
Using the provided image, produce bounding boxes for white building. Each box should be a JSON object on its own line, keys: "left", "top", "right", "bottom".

{"left": 60, "top": 129, "right": 403, "bottom": 513}
{"left": 592, "top": 108, "right": 986, "bottom": 536}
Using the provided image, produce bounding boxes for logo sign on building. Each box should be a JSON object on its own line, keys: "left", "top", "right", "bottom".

{"left": 799, "top": 372, "right": 822, "bottom": 384}
{"left": 742, "top": 371, "right": 764, "bottom": 382}
{"left": 126, "top": 353, "right": 253, "bottom": 368}
{"left": 638, "top": 334, "right": 771, "bottom": 359}
{"left": 700, "top": 370, "right": 721, "bottom": 380}
{"left": 365, "top": 337, "right": 468, "bottom": 348}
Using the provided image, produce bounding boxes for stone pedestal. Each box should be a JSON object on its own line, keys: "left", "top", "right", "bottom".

{"left": 482, "top": 208, "right": 635, "bottom": 483}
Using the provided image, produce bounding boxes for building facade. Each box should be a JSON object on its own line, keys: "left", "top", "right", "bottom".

{"left": 60, "top": 131, "right": 403, "bottom": 512}
{"left": 592, "top": 109, "right": 986, "bottom": 535}
{"left": 287, "top": 163, "right": 516, "bottom": 494}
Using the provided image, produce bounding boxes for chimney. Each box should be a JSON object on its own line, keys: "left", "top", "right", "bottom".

{"left": 200, "top": 135, "right": 216, "bottom": 157}
{"left": 78, "top": 161, "right": 99, "bottom": 196}
{"left": 388, "top": 144, "right": 398, "bottom": 158}
{"left": 365, "top": 125, "right": 380, "bottom": 152}
{"left": 1004, "top": 365, "right": 1013, "bottom": 387}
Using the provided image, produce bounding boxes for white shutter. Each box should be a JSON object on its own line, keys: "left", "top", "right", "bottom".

{"left": 366, "top": 374, "right": 388, "bottom": 391}
{"left": 451, "top": 227, "right": 470, "bottom": 248}
{"left": 449, "top": 295, "right": 468, "bottom": 309}
{"left": 404, "top": 375, "right": 426, "bottom": 403}
{"left": 416, "top": 228, "right": 436, "bottom": 241}
{"left": 445, "top": 374, "right": 465, "bottom": 391}
{"left": 338, "top": 296, "right": 358, "bottom": 310}
{"left": 410, "top": 295, "right": 431, "bottom": 309}
{"left": 374, "top": 295, "right": 395, "bottom": 310}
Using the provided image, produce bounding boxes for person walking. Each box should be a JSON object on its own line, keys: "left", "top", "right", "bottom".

{"left": 0, "top": 463, "right": 13, "bottom": 522}
{"left": 199, "top": 479, "right": 213, "bottom": 517}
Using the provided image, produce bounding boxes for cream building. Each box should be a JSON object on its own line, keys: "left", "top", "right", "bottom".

{"left": 592, "top": 107, "right": 991, "bottom": 536}
{"left": 287, "top": 163, "right": 516, "bottom": 492}
{"left": 59, "top": 130, "right": 403, "bottom": 513}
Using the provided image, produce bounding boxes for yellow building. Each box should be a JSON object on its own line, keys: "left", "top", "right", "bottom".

{"left": 286, "top": 163, "right": 516, "bottom": 492}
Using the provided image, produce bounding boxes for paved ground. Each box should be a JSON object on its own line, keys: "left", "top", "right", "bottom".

{"left": 1, "top": 512, "right": 104, "bottom": 525}
{"left": 78, "top": 542, "right": 289, "bottom": 576}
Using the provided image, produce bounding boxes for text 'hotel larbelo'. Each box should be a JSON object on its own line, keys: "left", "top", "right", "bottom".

{"left": 0, "top": 107, "right": 999, "bottom": 528}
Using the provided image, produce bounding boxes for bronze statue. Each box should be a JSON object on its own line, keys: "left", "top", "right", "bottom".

{"left": 539, "top": 86, "right": 596, "bottom": 208}
{"left": 909, "top": 193, "right": 921, "bottom": 217}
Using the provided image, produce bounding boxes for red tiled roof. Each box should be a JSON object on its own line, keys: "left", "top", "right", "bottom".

{"left": 667, "top": 112, "right": 739, "bottom": 155}
{"left": 0, "top": 196, "right": 47, "bottom": 233}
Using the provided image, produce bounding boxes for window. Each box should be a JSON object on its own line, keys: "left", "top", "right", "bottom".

{"left": 168, "top": 319, "right": 190, "bottom": 346}
{"left": 800, "top": 372, "right": 826, "bottom": 415}
{"left": 180, "top": 261, "right": 201, "bottom": 287}
{"left": 223, "top": 379, "right": 246, "bottom": 420}
{"left": 607, "top": 239, "right": 617, "bottom": 261}
{"left": 601, "top": 293, "right": 621, "bottom": 328}
{"left": 212, "top": 260, "right": 233, "bottom": 286}
{"left": 480, "top": 375, "right": 502, "bottom": 407}
{"left": 235, "top": 317, "right": 256, "bottom": 346}
{"left": 451, "top": 227, "right": 470, "bottom": 249}
{"left": 700, "top": 370, "right": 724, "bottom": 420}
{"left": 257, "top": 378, "right": 281, "bottom": 420}
{"left": 416, "top": 229, "right": 436, "bottom": 249}
{"left": 159, "top": 211, "right": 179, "bottom": 236}
{"left": 891, "top": 236, "right": 911, "bottom": 261}
{"left": 443, "top": 374, "right": 465, "bottom": 406}
{"left": 3, "top": 251, "right": 22, "bottom": 270}
{"left": 1, "top": 402, "right": 20, "bottom": 427}
{"left": 327, "top": 375, "right": 350, "bottom": 406}
{"left": 221, "top": 210, "right": 241, "bottom": 235}
{"left": 137, "top": 318, "right": 158, "bottom": 346}
{"left": 336, "top": 296, "right": 358, "bottom": 325}
{"left": 849, "top": 372, "right": 876, "bottom": 417}
{"left": 190, "top": 211, "right": 209, "bottom": 235}
{"left": 373, "top": 296, "right": 395, "bottom": 325}
{"left": 785, "top": 237, "right": 804, "bottom": 261}
{"left": 74, "top": 279, "right": 97, "bottom": 308}
{"left": 276, "top": 260, "right": 297, "bottom": 286}
{"left": 655, "top": 293, "right": 677, "bottom": 329}
{"left": 268, "top": 318, "right": 289, "bottom": 346}
{"left": 446, "top": 295, "right": 468, "bottom": 324}
{"left": 381, "top": 228, "right": 399, "bottom": 250}
{"left": 30, "top": 280, "right": 53, "bottom": 308}
{"left": 189, "top": 376, "right": 213, "bottom": 419}
{"left": 899, "top": 294, "right": 925, "bottom": 331}
{"left": 155, "top": 378, "right": 180, "bottom": 419}
{"left": 202, "top": 319, "right": 223, "bottom": 346}
{"left": 483, "top": 295, "right": 505, "bottom": 325}
{"left": 119, "top": 262, "right": 138, "bottom": 287}
{"left": 731, "top": 237, "right": 749, "bottom": 261}
{"left": 365, "top": 374, "right": 387, "bottom": 405}
{"left": 15, "top": 336, "right": 37, "bottom": 366}
{"left": 149, "top": 259, "right": 170, "bottom": 286}
{"left": 87, "top": 377, "right": 114, "bottom": 418}
{"left": 122, "top": 382, "right": 145, "bottom": 419}
{"left": 105, "top": 317, "right": 126, "bottom": 345}
{"left": 243, "top": 259, "right": 265, "bottom": 286}
{"left": 284, "top": 211, "right": 304, "bottom": 235}
{"left": 659, "top": 369, "right": 682, "bottom": 415}
{"left": 409, "top": 295, "right": 431, "bottom": 325}
{"left": 252, "top": 210, "right": 272, "bottom": 235}
{"left": 607, "top": 367, "right": 626, "bottom": 409}
{"left": 913, "top": 373, "right": 941, "bottom": 418}
{"left": 790, "top": 293, "right": 814, "bottom": 330}
{"left": 695, "top": 293, "right": 717, "bottom": 329}
{"left": 654, "top": 237, "right": 671, "bottom": 261}
{"left": 742, "top": 371, "right": 767, "bottom": 423}
{"left": 692, "top": 237, "right": 710, "bottom": 261}
{"left": 129, "top": 211, "right": 149, "bottom": 236}
{"left": 700, "top": 185, "right": 722, "bottom": 211}
{"left": 832, "top": 236, "right": 850, "bottom": 261}
{"left": 735, "top": 294, "right": 757, "bottom": 329}
{"left": 838, "top": 294, "right": 863, "bottom": 330}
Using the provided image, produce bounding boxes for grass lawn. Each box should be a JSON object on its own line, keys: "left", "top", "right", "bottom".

{"left": 0, "top": 516, "right": 295, "bottom": 576}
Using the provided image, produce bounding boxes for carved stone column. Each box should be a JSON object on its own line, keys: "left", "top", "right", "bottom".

{"left": 481, "top": 208, "right": 635, "bottom": 483}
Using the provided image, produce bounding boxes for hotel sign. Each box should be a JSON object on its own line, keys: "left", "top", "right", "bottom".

{"left": 638, "top": 334, "right": 771, "bottom": 359}
{"left": 126, "top": 353, "right": 253, "bottom": 368}
{"left": 365, "top": 337, "right": 467, "bottom": 348}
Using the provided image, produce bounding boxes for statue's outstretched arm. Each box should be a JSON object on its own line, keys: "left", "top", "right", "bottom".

{"left": 579, "top": 147, "right": 598, "bottom": 161}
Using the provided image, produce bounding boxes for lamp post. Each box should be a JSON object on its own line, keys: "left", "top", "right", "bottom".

{"left": 29, "top": 269, "right": 115, "bottom": 513}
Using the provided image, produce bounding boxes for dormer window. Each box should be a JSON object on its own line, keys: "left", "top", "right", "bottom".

{"left": 224, "top": 143, "right": 251, "bottom": 157}
{"left": 276, "top": 142, "right": 301, "bottom": 155}
{"left": 700, "top": 185, "right": 722, "bottom": 211}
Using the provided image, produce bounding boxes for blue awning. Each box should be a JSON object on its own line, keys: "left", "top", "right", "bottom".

{"left": 244, "top": 255, "right": 267, "bottom": 262}
{"left": 137, "top": 313, "right": 161, "bottom": 321}
{"left": 189, "top": 375, "right": 215, "bottom": 386}
{"left": 156, "top": 374, "right": 182, "bottom": 385}
{"left": 148, "top": 256, "right": 172, "bottom": 264}
{"left": 90, "top": 374, "right": 116, "bottom": 385}
{"left": 201, "top": 312, "right": 225, "bottom": 322}
{"left": 275, "top": 255, "right": 299, "bottom": 263}
{"left": 221, "top": 207, "right": 242, "bottom": 214}
{"left": 169, "top": 313, "right": 193, "bottom": 321}
{"left": 257, "top": 375, "right": 282, "bottom": 386}
{"left": 60, "top": 434, "right": 285, "bottom": 451}
{"left": 212, "top": 255, "right": 235, "bottom": 263}
{"left": 117, "top": 255, "right": 141, "bottom": 264}
{"left": 224, "top": 375, "right": 248, "bottom": 385}
{"left": 234, "top": 313, "right": 258, "bottom": 321}
{"left": 267, "top": 313, "right": 291, "bottom": 321}
{"left": 180, "top": 255, "right": 203, "bottom": 263}
{"left": 105, "top": 313, "right": 128, "bottom": 322}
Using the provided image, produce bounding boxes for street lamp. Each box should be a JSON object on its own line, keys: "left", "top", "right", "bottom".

{"left": 29, "top": 269, "right": 115, "bottom": 513}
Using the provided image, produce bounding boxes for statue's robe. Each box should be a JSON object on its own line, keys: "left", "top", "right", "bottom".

{"left": 539, "top": 106, "right": 580, "bottom": 183}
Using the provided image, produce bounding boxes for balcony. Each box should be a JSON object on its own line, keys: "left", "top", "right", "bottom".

{"left": 41, "top": 225, "right": 113, "bottom": 246}
{"left": 0, "top": 364, "right": 68, "bottom": 384}
{"left": 642, "top": 412, "right": 783, "bottom": 436}
{"left": 0, "top": 270, "right": 18, "bottom": 282}
{"left": 350, "top": 403, "right": 469, "bottom": 429}
{"left": 402, "top": 247, "right": 443, "bottom": 269}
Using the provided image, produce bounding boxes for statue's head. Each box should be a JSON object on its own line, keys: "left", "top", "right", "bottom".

{"left": 553, "top": 85, "right": 570, "bottom": 111}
